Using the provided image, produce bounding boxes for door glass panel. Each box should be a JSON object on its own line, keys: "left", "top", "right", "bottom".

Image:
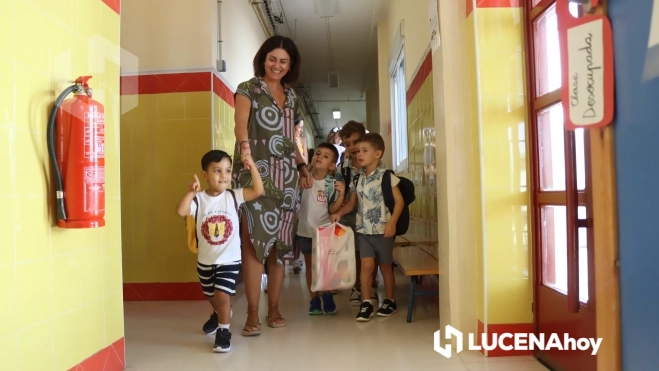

{"left": 575, "top": 128, "right": 586, "bottom": 190}
{"left": 578, "top": 206, "right": 589, "bottom": 302}
{"left": 541, "top": 205, "right": 567, "bottom": 293}
{"left": 532, "top": 0, "right": 542, "bottom": 7}
{"left": 533, "top": 4, "right": 561, "bottom": 96}
{"left": 537, "top": 104, "right": 565, "bottom": 191}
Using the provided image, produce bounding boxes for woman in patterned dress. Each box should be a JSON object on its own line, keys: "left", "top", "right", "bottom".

{"left": 233, "top": 35, "right": 311, "bottom": 335}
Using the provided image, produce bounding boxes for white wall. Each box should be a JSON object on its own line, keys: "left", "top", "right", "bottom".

{"left": 120, "top": 0, "right": 265, "bottom": 87}
{"left": 121, "top": 0, "right": 215, "bottom": 72}
{"left": 216, "top": 0, "right": 267, "bottom": 90}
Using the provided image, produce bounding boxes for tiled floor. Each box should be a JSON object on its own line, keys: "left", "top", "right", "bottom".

{"left": 124, "top": 268, "right": 549, "bottom": 371}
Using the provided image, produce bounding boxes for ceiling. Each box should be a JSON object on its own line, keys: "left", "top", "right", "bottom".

{"left": 273, "top": 0, "right": 389, "bottom": 137}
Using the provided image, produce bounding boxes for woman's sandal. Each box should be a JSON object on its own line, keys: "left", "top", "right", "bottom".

{"left": 242, "top": 307, "right": 262, "bottom": 336}
{"left": 266, "top": 304, "right": 287, "bottom": 328}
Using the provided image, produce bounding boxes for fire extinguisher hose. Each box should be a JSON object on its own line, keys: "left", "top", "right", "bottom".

{"left": 47, "top": 84, "right": 82, "bottom": 222}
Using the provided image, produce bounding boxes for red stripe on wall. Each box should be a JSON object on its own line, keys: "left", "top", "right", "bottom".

{"left": 101, "top": 0, "right": 121, "bottom": 15}
{"left": 476, "top": 0, "right": 521, "bottom": 7}
{"left": 406, "top": 50, "right": 433, "bottom": 107}
{"left": 68, "top": 337, "right": 125, "bottom": 371}
{"left": 213, "top": 74, "right": 236, "bottom": 108}
{"left": 467, "top": 0, "right": 474, "bottom": 16}
{"left": 477, "top": 320, "right": 534, "bottom": 357}
{"left": 123, "top": 283, "right": 207, "bottom": 301}
{"left": 123, "top": 272, "right": 243, "bottom": 301}
{"left": 120, "top": 72, "right": 212, "bottom": 95}
{"left": 120, "top": 72, "right": 235, "bottom": 107}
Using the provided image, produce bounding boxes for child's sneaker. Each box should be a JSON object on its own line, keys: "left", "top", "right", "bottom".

{"left": 292, "top": 260, "right": 302, "bottom": 274}
{"left": 349, "top": 288, "right": 362, "bottom": 306}
{"left": 203, "top": 310, "right": 233, "bottom": 335}
{"left": 356, "top": 301, "right": 374, "bottom": 322}
{"left": 376, "top": 299, "right": 397, "bottom": 317}
{"left": 203, "top": 312, "right": 218, "bottom": 334}
{"left": 309, "top": 296, "right": 323, "bottom": 315}
{"left": 213, "top": 328, "right": 231, "bottom": 353}
{"left": 322, "top": 292, "right": 337, "bottom": 314}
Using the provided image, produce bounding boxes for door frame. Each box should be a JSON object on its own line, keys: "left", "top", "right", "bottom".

{"left": 522, "top": 0, "right": 621, "bottom": 370}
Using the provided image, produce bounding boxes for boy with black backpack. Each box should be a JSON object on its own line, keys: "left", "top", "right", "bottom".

{"left": 335, "top": 133, "right": 410, "bottom": 321}
{"left": 175, "top": 150, "right": 264, "bottom": 353}
{"left": 332, "top": 121, "right": 379, "bottom": 306}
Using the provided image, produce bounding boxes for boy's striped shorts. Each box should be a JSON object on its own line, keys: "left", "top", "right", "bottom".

{"left": 197, "top": 261, "right": 241, "bottom": 297}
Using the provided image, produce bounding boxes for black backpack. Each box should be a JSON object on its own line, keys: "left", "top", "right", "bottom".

{"left": 354, "top": 169, "right": 415, "bottom": 236}
{"left": 339, "top": 160, "right": 352, "bottom": 188}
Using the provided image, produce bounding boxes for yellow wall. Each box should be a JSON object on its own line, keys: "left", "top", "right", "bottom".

{"left": 465, "top": 7, "right": 486, "bottom": 326}
{"left": 403, "top": 68, "right": 439, "bottom": 257}
{"left": 432, "top": 0, "right": 481, "bottom": 342}
{"left": 0, "top": 0, "right": 124, "bottom": 369}
{"left": 376, "top": 0, "right": 481, "bottom": 341}
{"left": 474, "top": 6, "right": 533, "bottom": 326}
{"left": 121, "top": 91, "right": 212, "bottom": 283}
{"left": 213, "top": 89, "right": 236, "bottom": 153}
{"left": 120, "top": 0, "right": 265, "bottom": 285}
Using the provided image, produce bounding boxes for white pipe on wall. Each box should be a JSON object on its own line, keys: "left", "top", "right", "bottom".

{"left": 217, "top": 0, "right": 227, "bottom": 72}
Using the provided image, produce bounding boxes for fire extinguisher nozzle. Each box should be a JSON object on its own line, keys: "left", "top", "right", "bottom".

{"left": 56, "top": 199, "right": 66, "bottom": 222}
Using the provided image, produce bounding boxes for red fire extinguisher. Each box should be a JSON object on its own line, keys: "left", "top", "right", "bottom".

{"left": 47, "top": 76, "right": 105, "bottom": 228}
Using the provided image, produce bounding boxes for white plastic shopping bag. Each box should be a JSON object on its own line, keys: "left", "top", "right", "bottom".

{"left": 310, "top": 223, "right": 356, "bottom": 292}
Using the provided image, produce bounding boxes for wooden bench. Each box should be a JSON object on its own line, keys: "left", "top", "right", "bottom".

{"left": 392, "top": 246, "right": 440, "bottom": 322}
{"left": 395, "top": 236, "right": 411, "bottom": 247}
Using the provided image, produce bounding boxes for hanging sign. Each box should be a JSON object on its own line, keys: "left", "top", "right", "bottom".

{"left": 557, "top": 0, "right": 615, "bottom": 130}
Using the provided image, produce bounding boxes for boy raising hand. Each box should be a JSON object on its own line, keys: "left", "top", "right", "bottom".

{"left": 176, "top": 150, "right": 264, "bottom": 353}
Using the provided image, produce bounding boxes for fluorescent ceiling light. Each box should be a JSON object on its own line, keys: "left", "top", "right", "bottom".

{"left": 332, "top": 110, "right": 341, "bottom": 119}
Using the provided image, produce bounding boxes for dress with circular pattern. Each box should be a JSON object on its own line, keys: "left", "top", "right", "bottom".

{"left": 232, "top": 76, "right": 303, "bottom": 265}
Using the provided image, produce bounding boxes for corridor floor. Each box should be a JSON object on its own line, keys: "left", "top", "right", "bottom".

{"left": 123, "top": 267, "right": 549, "bottom": 371}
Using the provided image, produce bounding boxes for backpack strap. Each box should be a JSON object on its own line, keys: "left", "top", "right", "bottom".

{"left": 353, "top": 172, "right": 361, "bottom": 192}
{"left": 340, "top": 160, "right": 351, "bottom": 188}
{"left": 192, "top": 195, "right": 200, "bottom": 248}
{"left": 226, "top": 189, "right": 241, "bottom": 217}
{"left": 324, "top": 175, "right": 337, "bottom": 209}
{"left": 381, "top": 169, "right": 395, "bottom": 215}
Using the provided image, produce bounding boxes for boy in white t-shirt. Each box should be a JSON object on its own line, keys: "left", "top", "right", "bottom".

{"left": 176, "top": 149, "right": 263, "bottom": 353}
{"left": 297, "top": 143, "right": 345, "bottom": 315}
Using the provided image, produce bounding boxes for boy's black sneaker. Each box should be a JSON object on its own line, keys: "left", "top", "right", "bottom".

{"left": 203, "top": 312, "right": 218, "bottom": 334}
{"left": 213, "top": 328, "right": 231, "bottom": 353}
{"left": 356, "top": 301, "right": 374, "bottom": 322}
{"left": 203, "top": 309, "right": 232, "bottom": 334}
{"left": 376, "top": 299, "right": 398, "bottom": 317}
